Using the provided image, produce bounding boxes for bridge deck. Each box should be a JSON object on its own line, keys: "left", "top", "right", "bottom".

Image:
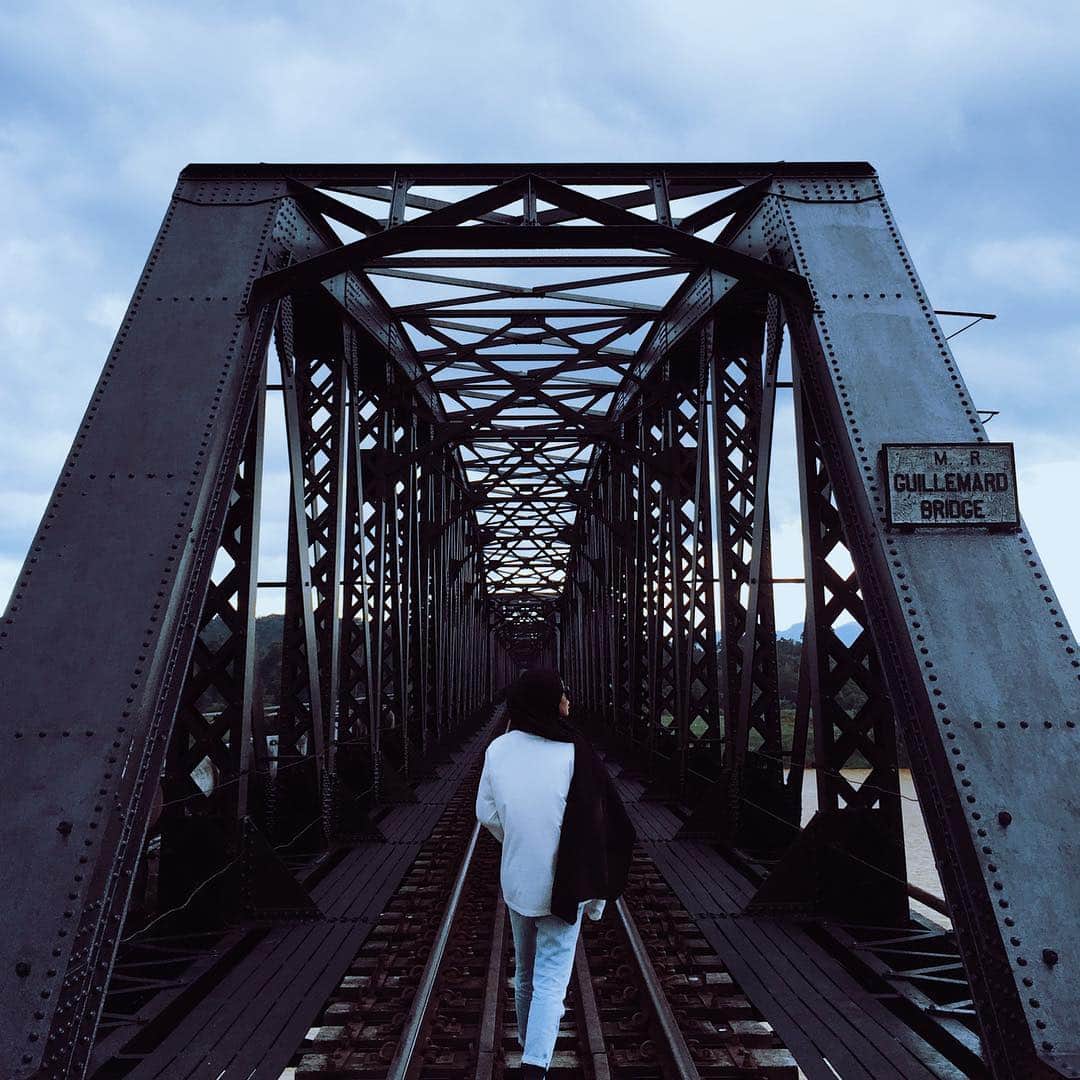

{"left": 612, "top": 766, "right": 968, "bottom": 1080}
{"left": 120, "top": 726, "right": 492, "bottom": 1080}
{"left": 105, "top": 719, "right": 968, "bottom": 1080}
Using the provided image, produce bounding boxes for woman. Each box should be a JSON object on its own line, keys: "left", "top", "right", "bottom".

{"left": 475, "top": 668, "right": 636, "bottom": 1078}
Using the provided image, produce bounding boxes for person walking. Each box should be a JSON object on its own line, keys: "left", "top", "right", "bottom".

{"left": 475, "top": 668, "right": 636, "bottom": 1078}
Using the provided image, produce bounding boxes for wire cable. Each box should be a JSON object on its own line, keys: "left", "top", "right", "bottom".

{"left": 158, "top": 736, "right": 381, "bottom": 811}
{"left": 120, "top": 858, "right": 242, "bottom": 945}
{"left": 56, "top": 714, "right": 494, "bottom": 995}
{"left": 742, "top": 744, "right": 923, "bottom": 805}
{"left": 734, "top": 791, "right": 929, "bottom": 896}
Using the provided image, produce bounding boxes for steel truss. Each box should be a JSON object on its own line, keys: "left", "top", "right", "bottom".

{"left": 0, "top": 163, "right": 1075, "bottom": 1080}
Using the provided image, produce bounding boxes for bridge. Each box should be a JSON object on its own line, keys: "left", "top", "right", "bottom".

{"left": 1, "top": 162, "right": 1076, "bottom": 1079}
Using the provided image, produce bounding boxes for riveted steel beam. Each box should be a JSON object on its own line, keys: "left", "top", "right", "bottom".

{"left": 0, "top": 180, "right": 287, "bottom": 1080}
{"left": 729, "top": 175, "right": 1076, "bottom": 1078}
{"left": 180, "top": 161, "right": 877, "bottom": 185}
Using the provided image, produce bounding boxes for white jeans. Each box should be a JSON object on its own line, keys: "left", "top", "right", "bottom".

{"left": 507, "top": 901, "right": 587, "bottom": 1069}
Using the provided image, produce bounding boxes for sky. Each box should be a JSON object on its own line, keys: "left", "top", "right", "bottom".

{"left": 2, "top": 0, "right": 1079, "bottom": 632}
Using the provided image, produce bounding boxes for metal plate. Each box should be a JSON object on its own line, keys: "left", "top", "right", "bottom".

{"left": 725, "top": 177, "right": 1079, "bottom": 1074}
{"left": 881, "top": 442, "right": 1019, "bottom": 528}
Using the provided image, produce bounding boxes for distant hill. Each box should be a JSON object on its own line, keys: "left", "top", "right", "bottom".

{"left": 777, "top": 620, "right": 861, "bottom": 645}
{"left": 198, "top": 613, "right": 284, "bottom": 707}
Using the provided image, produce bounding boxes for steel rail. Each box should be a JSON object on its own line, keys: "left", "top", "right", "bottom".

{"left": 389, "top": 709, "right": 702, "bottom": 1080}
{"left": 387, "top": 711, "right": 510, "bottom": 1080}
{"left": 615, "top": 897, "right": 702, "bottom": 1080}
{"left": 571, "top": 933, "right": 612, "bottom": 1080}
{"left": 386, "top": 813, "right": 482, "bottom": 1080}
{"left": 476, "top": 896, "right": 510, "bottom": 1080}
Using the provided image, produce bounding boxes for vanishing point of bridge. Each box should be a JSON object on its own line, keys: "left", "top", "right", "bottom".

{"left": 1, "top": 162, "right": 1076, "bottom": 1080}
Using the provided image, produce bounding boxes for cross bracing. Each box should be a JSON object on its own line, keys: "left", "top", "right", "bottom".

{"left": 269, "top": 167, "right": 806, "bottom": 652}
{"left": 0, "top": 162, "right": 1077, "bottom": 1080}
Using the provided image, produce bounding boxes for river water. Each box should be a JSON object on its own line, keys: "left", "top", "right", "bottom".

{"left": 800, "top": 768, "right": 948, "bottom": 925}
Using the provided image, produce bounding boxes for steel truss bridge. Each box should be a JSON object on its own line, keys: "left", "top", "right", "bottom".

{"left": 0, "top": 162, "right": 1076, "bottom": 1080}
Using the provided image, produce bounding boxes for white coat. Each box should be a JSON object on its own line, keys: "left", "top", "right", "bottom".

{"left": 475, "top": 730, "right": 606, "bottom": 920}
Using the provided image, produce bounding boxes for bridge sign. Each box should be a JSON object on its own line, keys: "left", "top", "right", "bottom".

{"left": 881, "top": 442, "right": 1019, "bottom": 528}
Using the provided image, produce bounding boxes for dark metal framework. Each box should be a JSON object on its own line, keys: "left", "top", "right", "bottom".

{"left": 0, "top": 162, "right": 1077, "bottom": 1080}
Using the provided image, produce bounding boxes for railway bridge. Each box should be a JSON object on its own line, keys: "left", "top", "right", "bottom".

{"left": 1, "top": 162, "right": 1077, "bottom": 1080}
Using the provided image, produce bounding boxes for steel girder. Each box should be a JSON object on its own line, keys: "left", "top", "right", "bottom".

{"left": 0, "top": 183, "right": 287, "bottom": 1079}
{"left": 273, "top": 294, "right": 333, "bottom": 844}
{"left": 676, "top": 297, "right": 793, "bottom": 846}
{"left": 560, "top": 341, "right": 723, "bottom": 794}
{"left": 726, "top": 177, "right": 1077, "bottom": 1078}
{"left": 155, "top": 368, "right": 293, "bottom": 915}
{"left": 1, "top": 162, "right": 1075, "bottom": 1080}
{"left": 0, "top": 173, "right": 499, "bottom": 1078}
{"left": 159, "top": 374, "right": 265, "bottom": 877}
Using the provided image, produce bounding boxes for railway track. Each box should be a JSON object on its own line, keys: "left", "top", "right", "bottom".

{"left": 288, "top": 724, "right": 796, "bottom": 1080}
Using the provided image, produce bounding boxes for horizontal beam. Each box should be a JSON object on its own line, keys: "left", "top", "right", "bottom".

{"left": 400, "top": 308, "right": 656, "bottom": 318}
{"left": 181, "top": 161, "right": 878, "bottom": 185}
{"left": 251, "top": 224, "right": 805, "bottom": 312}
{"left": 934, "top": 309, "right": 997, "bottom": 320}
{"left": 424, "top": 352, "right": 631, "bottom": 362}
{"left": 368, "top": 256, "right": 693, "bottom": 267}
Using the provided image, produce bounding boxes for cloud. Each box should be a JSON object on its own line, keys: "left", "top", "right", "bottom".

{"left": 0, "top": 489, "right": 49, "bottom": 532}
{"left": 1016, "top": 459, "right": 1080, "bottom": 623}
{"left": 1, "top": 0, "right": 1079, "bottom": 627}
{"left": 86, "top": 292, "right": 129, "bottom": 332}
{"left": 968, "top": 235, "right": 1080, "bottom": 296}
{"left": 0, "top": 557, "right": 23, "bottom": 612}
{"left": 949, "top": 322, "right": 1080, "bottom": 429}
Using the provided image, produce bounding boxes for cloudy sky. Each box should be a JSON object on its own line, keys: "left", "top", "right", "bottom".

{"left": 2, "top": 0, "right": 1079, "bottom": 631}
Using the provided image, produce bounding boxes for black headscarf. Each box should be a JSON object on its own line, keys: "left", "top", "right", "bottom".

{"left": 503, "top": 667, "right": 636, "bottom": 924}
{"left": 506, "top": 667, "right": 574, "bottom": 742}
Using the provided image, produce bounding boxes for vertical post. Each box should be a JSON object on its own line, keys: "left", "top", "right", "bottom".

{"left": 642, "top": 386, "right": 663, "bottom": 773}
{"left": 747, "top": 339, "right": 908, "bottom": 923}
{"left": 680, "top": 304, "right": 784, "bottom": 844}
{"left": 791, "top": 356, "right": 903, "bottom": 842}
{"left": 687, "top": 325, "right": 723, "bottom": 790}
{"left": 663, "top": 382, "right": 688, "bottom": 788}
{"left": 327, "top": 352, "right": 350, "bottom": 775}
{"left": 341, "top": 326, "right": 380, "bottom": 801}
{"left": 680, "top": 337, "right": 718, "bottom": 797}
{"left": 236, "top": 367, "right": 268, "bottom": 825}
{"left": 275, "top": 299, "right": 327, "bottom": 844}
{"left": 733, "top": 296, "right": 785, "bottom": 806}
{"left": 159, "top": 362, "right": 270, "bottom": 904}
